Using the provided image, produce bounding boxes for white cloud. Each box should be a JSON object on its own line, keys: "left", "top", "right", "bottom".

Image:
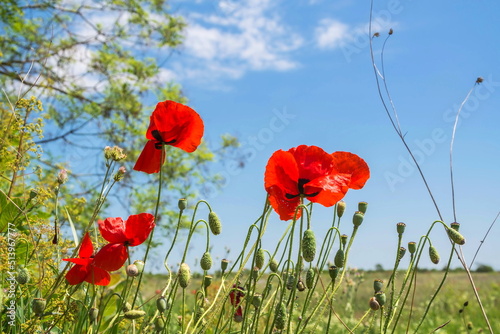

{"left": 315, "top": 19, "right": 350, "bottom": 49}
{"left": 174, "top": 0, "right": 303, "bottom": 85}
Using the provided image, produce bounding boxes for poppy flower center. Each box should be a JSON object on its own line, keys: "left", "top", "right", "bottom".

{"left": 152, "top": 130, "right": 176, "bottom": 149}
{"left": 285, "top": 178, "right": 320, "bottom": 199}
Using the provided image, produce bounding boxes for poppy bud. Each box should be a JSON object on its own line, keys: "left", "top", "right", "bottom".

{"left": 340, "top": 234, "right": 348, "bottom": 248}
{"left": 369, "top": 297, "right": 380, "bottom": 310}
{"left": 124, "top": 310, "right": 146, "bottom": 320}
{"left": 408, "top": 241, "right": 417, "bottom": 254}
{"left": 234, "top": 314, "right": 243, "bottom": 323}
{"left": 296, "top": 278, "right": 306, "bottom": 292}
{"left": 358, "top": 201, "right": 368, "bottom": 214}
{"left": 208, "top": 211, "right": 222, "bottom": 235}
{"left": 447, "top": 227, "right": 466, "bottom": 245}
{"left": 334, "top": 249, "right": 345, "bottom": 268}
{"left": 178, "top": 263, "right": 191, "bottom": 288}
{"left": 275, "top": 302, "right": 287, "bottom": 330}
{"left": 251, "top": 294, "right": 262, "bottom": 308}
{"left": 389, "top": 28, "right": 394, "bottom": 35}
{"left": 16, "top": 267, "right": 30, "bottom": 284}
{"left": 89, "top": 307, "right": 98, "bottom": 323}
{"left": 398, "top": 247, "right": 406, "bottom": 261}
{"left": 336, "top": 201, "right": 346, "bottom": 218}
{"left": 122, "top": 302, "right": 132, "bottom": 312}
{"left": 255, "top": 249, "right": 265, "bottom": 269}
{"left": 269, "top": 258, "right": 279, "bottom": 273}
{"left": 178, "top": 198, "right": 187, "bottom": 211}
{"left": 396, "top": 222, "right": 406, "bottom": 234}
{"left": 32, "top": 298, "right": 46, "bottom": 316}
{"left": 221, "top": 258, "right": 229, "bottom": 272}
{"left": 476, "top": 77, "right": 484, "bottom": 84}
{"left": 429, "top": 246, "right": 440, "bottom": 264}
{"left": 329, "top": 266, "right": 339, "bottom": 281}
{"left": 194, "top": 307, "right": 205, "bottom": 324}
{"left": 286, "top": 274, "right": 295, "bottom": 290}
{"left": 252, "top": 266, "right": 259, "bottom": 280}
{"left": 353, "top": 211, "right": 364, "bottom": 227}
{"left": 203, "top": 275, "right": 212, "bottom": 289}
{"left": 375, "top": 291, "right": 386, "bottom": 306}
{"left": 133, "top": 260, "right": 145, "bottom": 273}
{"left": 200, "top": 252, "right": 213, "bottom": 271}
{"left": 156, "top": 297, "right": 170, "bottom": 313}
{"left": 302, "top": 229, "right": 316, "bottom": 262}
{"left": 155, "top": 317, "right": 165, "bottom": 331}
{"left": 373, "top": 279, "right": 384, "bottom": 293}
{"left": 306, "top": 268, "right": 315, "bottom": 289}
{"left": 126, "top": 264, "right": 139, "bottom": 277}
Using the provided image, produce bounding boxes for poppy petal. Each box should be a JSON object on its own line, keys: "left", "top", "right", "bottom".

{"left": 84, "top": 266, "right": 111, "bottom": 286}
{"left": 124, "top": 213, "right": 155, "bottom": 246}
{"left": 152, "top": 101, "right": 204, "bottom": 153}
{"left": 98, "top": 217, "right": 127, "bottom": 244}
{"left": 267, "top": 185, "right": 302, "bottom": 221}
{"left": 290, "top": 145, "right": 334, "bottom": 182}
{"left": 65, "top": 263, "right": 90, "bottom": 285}
{"left": 306, "top": 173, "right": 350, "bottom": 207}
{"left": 264, "top": 150, "right": 299, "bottom": 196}
{"left": 133, "top": 140, "right": 165, "bottom": 174}
{"left": 79, "top": 232, "right": 94, "bottom": 258}
{"left": 331, "top": 152, "right": 370, "bottom": 189}
{"left": 94, "top": 243, "right": 128, "bottom": 271}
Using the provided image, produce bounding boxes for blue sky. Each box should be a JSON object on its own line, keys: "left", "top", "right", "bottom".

{"left": 151, "top": 0, "right": 500, "bottom": 271}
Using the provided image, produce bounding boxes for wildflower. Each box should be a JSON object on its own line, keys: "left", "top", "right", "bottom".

{"left": 264, "top": 145, "right": 370, "bottom": 220}
{"left": 63, "top": 233, "right": 111, "bottom": 286}
{"left": 134, "top": 100, "right": 204, "bottom": 174}
{"left": 96, "top": 213, "right": 155, "bottom": 271}
{"left": 229, "top": 285, "right": 245, "bottom": 322}
{"left": 57, "top": 169, "right": 68, "bottom": 184}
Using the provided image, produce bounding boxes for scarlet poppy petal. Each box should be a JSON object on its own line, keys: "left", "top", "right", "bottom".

{"left": 94, "top": 243, "right": 128, "bottom": 271}
{"left": 63, "top": 257, "right": 92, "bottom": 266}
{"left": 306, "top": 174, "right": 350, "bottom": 207}
{"left": 98, "top": 217, "right": 127, "bottom": 244}
{"left": 133, "top": 140, "right": 165, "bottom": 174}
{"left": 290, "top": 145, "right": 334, "bottom": 182}
{"left": 79, "top": 232, "right": 94, "bottom": 258}
{"left": 124, "top": 213, "right": 155, "bottom": 246}
{"left": 145, "top": 114, "right": 157, "bottom": 140}
{"left": 153, "top": 101, "right": 204, "bottom": 153}
{"left": 84, "top": 266, "right": 111, "bottom": 286}
{"left": 331, "top": 152, "right": 370, "bottom": 189}
{"left": 264, "top": 150, "right": 299, "bottom": 196}
{"left": 65, "top": 263, "right": 90, "bottom": 285}
{"left": 267, "top": 185, "right": 302, "bottom": 221}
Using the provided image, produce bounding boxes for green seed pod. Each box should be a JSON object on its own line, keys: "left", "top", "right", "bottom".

{"left": 398, "top": 247, "right": 406, "bottom": 261}
{"left": 375, "top": 291, "right": 386, "bottom": 307}
{"left": 200, "top": 252, "right": 213, "bottom": 271}
{"left": 336, "top": 201, "right": 346, "bottom": 218}
{"left": 178, "top": 198, "right": 187, "bottom": 211}
{"left": 16, "top": 267, "right": 30, "bottom": 284}
{"left": 447, "top": 227, "right": 466, "bottom": 245}
{"left": 156, "top": 297, "right": 169, "bottom": 313}
{"left": 408, "top": 241, "right": 417, "bottom": 254}
{"left": 269, "top": 258, "right": 279, "bottom": 273}
{"left": 306, "top": 268, "right": 315, "bottom": 289}
{"left": 251, "top": 294, "right": 262, "bottom": 308}
{"left": 373, "top": 279, "right": 384, "bottom": 293}
{"left": 203, "top": 275, "right": 213, "bottom": 289}
{"left": 155, "top": 317, "right": 165, "bottom": 331}
{"left": 178, "top": 263, "right": 191, "bottom": 288}
{"left": 358, "top": 201, "right": 368, "bottom": 214}
{"left": 302, "top": 229, "right": 316, "bottom": 262}
{"left": 353, "top": 211, "right": 364, "bottom": 227}
{"left": 340, "top": 234, "right": 348, "bottom": 248}
{"left": 450, "top": 222, "right": 460, "bottom": 231}
{"left": 334, "top": 249, "right": 345, "bottom": 268}
{"left": 32, "top": 298, "right": 47, "bottom": 316}
{"left": 429, "top": 246, "right": 440, "bottom": 265}
{"left": 275, "top": 302, "right": 287, "bottom": 330}
{"left": 369, "top": 297, "right": 380, "bottom": 311}
{"left": 89, "top": 307, "right": 99, "bottom": 323}
{"left": 124, "top": 310, "right": 146, "bottom": 320}
{"left": 396, "top": 222, "right": 406, "bottom": 234}
{"left": 255, "top": 249, "right": 265, "bottom": 269}
{"left": 208, "top": 211, "right": 222, "bottom": 235}
{"left": 328, "top": 265, "right": 339, "bottom": 281}
{"left": 221, "top": 259, "right": 229, "bottom": 272}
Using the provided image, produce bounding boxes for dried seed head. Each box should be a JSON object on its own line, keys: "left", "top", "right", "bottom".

{"left": 208, "top": 211, "right": 222, "bottom": 235}
{"left": 124, "top": 310, "right": 146, "bottom": 320}
{"left": 353, "top": 211, "right": 364, "bottom": 227}
{"left": 396, "top": 222, "right": 406, "bottom": 234}
{"left": 32, "top": 298, "right": 47, "bottom": 316}
{"left": 200, "top": 252, "right": 213, "bottom": 271}
{"left": 447, "top": 227, "right": 466, "bottom": 245}
{"left": 369, "top": 297, "right": 380, "bottom": 310}
{"left": 336, "top": 201, "right": 346, "bottom": 218}
{"left": 334, "top": 249, "right": 345, "bottom": 268}
{"left": 389, "top": 28, "right": 394, "bottom": 35}
{"left": 302, "top": 229, "right": 316, "bottom": 262}
{"left": 476, "top": 77, "right": 484, "bottom": 84}
{"left": 255, "top": 249, "right": 265, "bottom": 269}
{"left": 373, "top": 279, "right": 384, "bottom": 293}
{"left": 358, "top": 201, "right": 368, "bottom": 214}
{"left": 408, "top": 241, "right": 417, "bottom": 254}
{"left": 178, "top": 263, "right": 191, "bottom": 288}
{"left": 429, "top": 246, "right": 440, "bottom": 265}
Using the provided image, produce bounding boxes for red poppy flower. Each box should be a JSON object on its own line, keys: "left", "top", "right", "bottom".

{"left": 229, "top": 285, "right": 245, "bottom": 322}
{"left": 96, "top": 213, "right": 155, "bottom": 271}
{"left": 63, "top": 232, "right": 110, "bottom": 286}
{"left": 264, "top": 145, "right": 370, "bottom": 220}
{"left": 134, "top": 100, "right": 204, "bottom": 174}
